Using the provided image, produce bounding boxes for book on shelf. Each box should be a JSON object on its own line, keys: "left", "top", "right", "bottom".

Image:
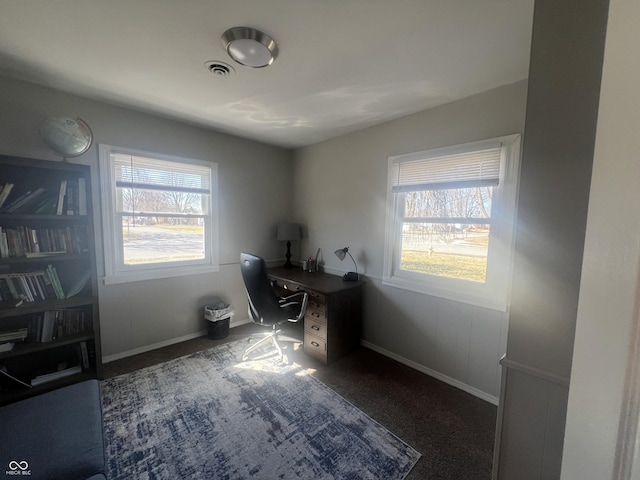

{"left": 0, "top": 227, "right": 6, "bottom": 258}
{"left": 24, "top": 251, "right": 67, "bottom": 258}
{"left": 0, "top": 327, "right": 28, "bottom": 343}
{"left": 26, "top": 309, "right": 92, "bottom": 343}
{"left": 40, "top": 270, "right": 59, "bottom": 299}
{"left": 0, "top": 189, "right": 33, "bottom": 213}
{"left": 0, "top": 225, "right": 88, "bottom": 258}
{"left": 0, "top": 183, "right": 15, "bottom": 209}
{"left": 31, "top": 364, "right": 82, "bottom": 386}
{"left": 32, "top": 192, "right": 60, "bottom": 215}
{"left": 79, "top": 341, "right": 90, "bottom": 369}
{"left": 65, "top": 179, "right": 81, "bottom": 215}
{"left": 56, "top": 180, "right": 67, "bottom": 215}
{"left": 0, "top": 177, "right": 87, "bottom": 216}
{"left": 40, "top": 310, "right": 56, "bottom": 342}
{"left": 64, "top": 178, "right": 86, "bottom": 216}
{"left": 46, "top": 265, "right": 65, "bottom": 299}
{"left": 4, "top": 187, "right": 46, "bottom": 213}
{"left": 0, "top": 267, "right": 65, "bottom": 303}
{"left": 20, "top": 276, "right": 34, "bottom": 302}
{"left": 78, "top": 178, "right": 87, "bottom": 216}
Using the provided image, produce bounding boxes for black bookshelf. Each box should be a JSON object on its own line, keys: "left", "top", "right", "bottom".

{"left": 0, "top": 154, "right": 102, "bottom": 404}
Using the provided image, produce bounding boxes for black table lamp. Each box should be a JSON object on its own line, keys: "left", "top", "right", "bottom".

{"left": 277, "top": 223, "right": 301, "bottom": 269}
{"left": 334, "top": 247, "right": 359, "bottom": 281}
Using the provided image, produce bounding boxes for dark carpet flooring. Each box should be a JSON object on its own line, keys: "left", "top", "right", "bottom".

{"left": 103, "top": 323, "right": 497, "bottom": 479}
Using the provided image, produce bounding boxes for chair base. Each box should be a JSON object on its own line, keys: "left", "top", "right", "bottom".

{"left": 242, "top": 329, "right": 302, "bottom": 363}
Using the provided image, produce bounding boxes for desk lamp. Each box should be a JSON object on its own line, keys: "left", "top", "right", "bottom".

{"left": 277, "top": 223, "right": 301, "bottom": 269}
{"left": 334, "top": 247, "right": 359, "bottom": 281}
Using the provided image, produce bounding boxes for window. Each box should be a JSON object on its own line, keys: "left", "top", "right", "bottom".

{"left": 99, "top": 145, "right": 218, "bottom": 284}
{"left": 383, "top": 135, "right": 521, "bottom": 310}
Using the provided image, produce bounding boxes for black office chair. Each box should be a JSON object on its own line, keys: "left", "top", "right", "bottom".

{"left": 240, "top": 252, "right": 308, "bottom": 363}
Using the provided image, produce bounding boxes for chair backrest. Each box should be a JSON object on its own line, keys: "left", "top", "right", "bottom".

{"left": 240, "top": 252, "right": 288, "bottom": 326}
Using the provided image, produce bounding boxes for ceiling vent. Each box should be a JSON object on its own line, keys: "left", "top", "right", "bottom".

{"left": 204, "top": 61, "right": 235, "bottom": 78}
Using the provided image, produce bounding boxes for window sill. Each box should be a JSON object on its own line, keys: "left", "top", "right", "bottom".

{"left": 102, "top": 264, "right": 219, "bottom": 285}
{"left": 381, "top": 275, "right": 508, "bottom": 312}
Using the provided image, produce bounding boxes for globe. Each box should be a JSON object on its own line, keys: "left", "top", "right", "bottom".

{"left": 40, "top": 116, "right": 93, "bottom": 157}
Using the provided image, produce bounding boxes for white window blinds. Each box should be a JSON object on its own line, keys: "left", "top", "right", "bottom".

{"left": 391, "top": 144, "right": 502, "bottom": 192}
{"left": 113, "top": 154, "right": 211, "bottom": 194}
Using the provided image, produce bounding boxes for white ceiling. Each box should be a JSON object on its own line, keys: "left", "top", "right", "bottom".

{"left": 0, "top": 0, "right": 534, "bottom": 149}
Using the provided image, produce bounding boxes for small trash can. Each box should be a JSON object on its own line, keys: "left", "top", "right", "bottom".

{"left": 204, "top": 302, "right": 235, "bottom": 340}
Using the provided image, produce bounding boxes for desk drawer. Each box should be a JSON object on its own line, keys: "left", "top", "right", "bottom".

{"left": 304, "top": 334, "right": 327, "bottom": 361}
{"left": 279, "top": 280, "right": 304, "bottom": 293}
{"left": 305, "top": 318, "right": 327, "bottom": 340}
{"left": 305, "top": 308, "right": 327, "bottom": 325}
{"left": 308, "top": 299, "right": 325, "bottom": 311}
{"left": 307, "top": 290, "right": 326, "bottom": 304}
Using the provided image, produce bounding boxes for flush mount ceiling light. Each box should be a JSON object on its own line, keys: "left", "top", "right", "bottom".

{"left": 221, "top": 27, "right": 278, "bottom": 68}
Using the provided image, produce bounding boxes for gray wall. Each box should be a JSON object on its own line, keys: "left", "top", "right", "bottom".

{"left": 0, "top": 76, "right": 293, "bottom": 359}
{"left": 562, "top": 0, "right": 640, "bottom": 476}
{"left": 292, "top": 80, "right": 528, "bottom": 402}
{"left": 494, "top": 0, "right": 609, "bottom": 478}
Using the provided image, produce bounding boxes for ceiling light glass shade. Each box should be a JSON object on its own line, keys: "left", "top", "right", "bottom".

{"left": 221, "top": 27, "right": 278, "bottom": 68}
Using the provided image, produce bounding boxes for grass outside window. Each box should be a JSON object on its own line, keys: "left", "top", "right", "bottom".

{"left": 401, "top": 250, "right": 487, "bottom": 283}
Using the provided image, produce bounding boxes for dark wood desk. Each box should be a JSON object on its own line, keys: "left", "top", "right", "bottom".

{"left": 267, "top": 267, "right": 363, "bottom": 365}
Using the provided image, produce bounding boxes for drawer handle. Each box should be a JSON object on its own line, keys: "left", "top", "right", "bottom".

{"left": 311, "top": 341, "right": 320, "bottom": 347}
{"left": 311, "top": 325, "right": 320, "bottom": 331}
{"left": 312, "top": 312, "right": 320, "bottom": 318}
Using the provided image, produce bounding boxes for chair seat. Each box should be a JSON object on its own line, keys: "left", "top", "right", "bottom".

{"left": 0, "top": 380, "right": 106, "bottom": 480}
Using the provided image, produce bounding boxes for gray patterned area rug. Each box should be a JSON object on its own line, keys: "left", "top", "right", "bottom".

{"left": 101, "top": 339, "right": 421, "bottom": 479}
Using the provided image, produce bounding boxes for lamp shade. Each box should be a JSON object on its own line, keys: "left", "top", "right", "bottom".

{"left": 277, "top": 223, "right": 301, "bottom": 241}
{"left": 334, "top": 247, "right": 348, "bottom": 261}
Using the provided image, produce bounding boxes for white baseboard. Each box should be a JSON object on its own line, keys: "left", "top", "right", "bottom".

{"left": 103, "top": 317, "right": 252, "bottom": 364}
{"left": 360, "top": 339, "right": 499, "bottom": 406}
{"left": 230, "top": 317, "right": 251, "bottom": 328}
{"left": 103, "top": 330, "right": 208, "bottom": 363}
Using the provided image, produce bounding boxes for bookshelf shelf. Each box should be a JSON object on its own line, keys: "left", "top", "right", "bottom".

{"left": 0, "top": 253, "right": 90, "bottom": 266}
{"left": 0, "top": 213, "right": 90, "bottom": 222}
{"left": 0, "top": 296, "right": 97, "bottom": 319}
{"left": 0, "top": 154, "right": 102, "bottom": 405}
{"left": 0, "top": 332, "right": 95, "bottom": 359}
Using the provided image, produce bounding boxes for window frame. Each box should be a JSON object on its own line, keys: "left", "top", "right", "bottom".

{"left": 99, "top": 144, "right": 219, "bottom": 285}
{"left": 382, "top": 134, "right": 521, "bottom": 311}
